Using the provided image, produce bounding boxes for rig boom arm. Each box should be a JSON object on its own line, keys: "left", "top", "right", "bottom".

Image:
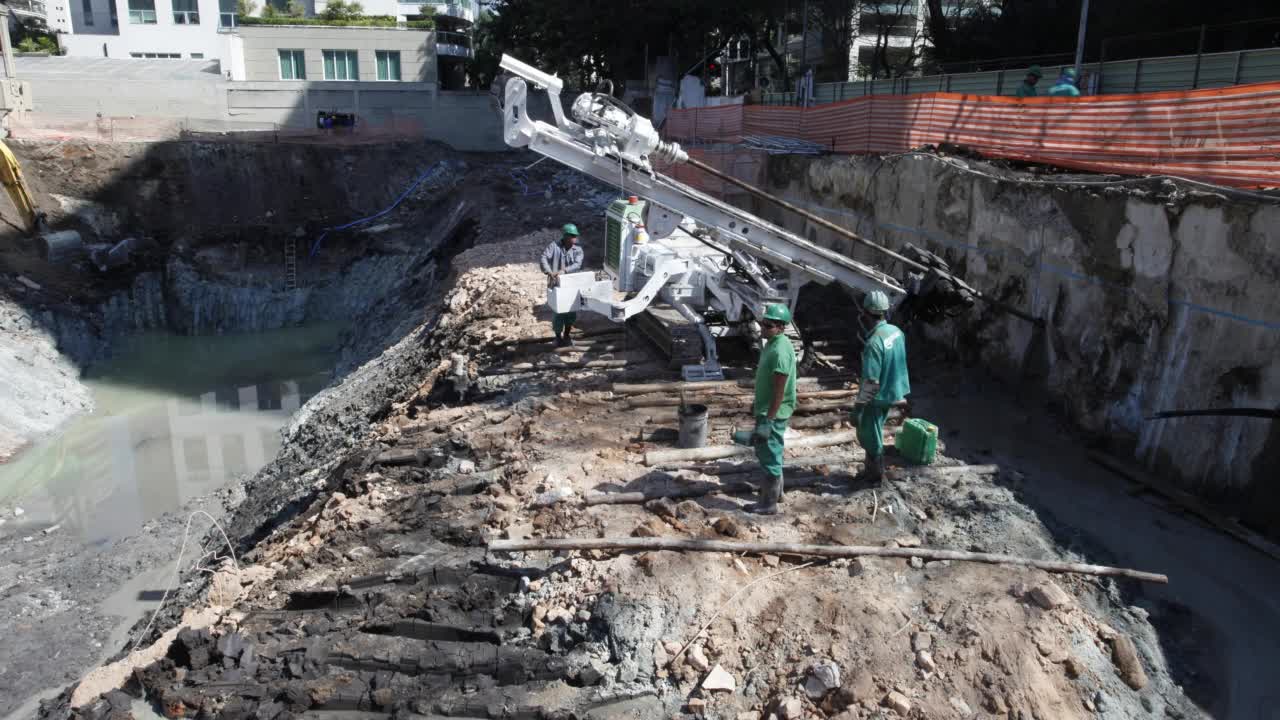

{"left": 499, "top": 56, "right": 905, "bottom": 305}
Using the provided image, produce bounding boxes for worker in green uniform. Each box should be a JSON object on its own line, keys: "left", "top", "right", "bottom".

{"left": 1015, "top": 65, "right": 1043, "bottom": 98}
{"left": 1048, "top": 67, "right": 1082, "bottom": 97}
{"left": 749, "top": 303, "right": 798, "bottom": 515}
{"left": 540, "top": 223, "right": 585, "bottom": 346}
{"left": 851, "top": 291, "right": 910, "bottom": 484}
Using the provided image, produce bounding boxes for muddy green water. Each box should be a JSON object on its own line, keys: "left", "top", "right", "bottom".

{"left": 0, "top": 324, "right": 345, "bottom": 544}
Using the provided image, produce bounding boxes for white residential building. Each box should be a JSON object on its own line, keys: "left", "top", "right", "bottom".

{"left": 61, "top": 0, "right": 238, "bottom": 61}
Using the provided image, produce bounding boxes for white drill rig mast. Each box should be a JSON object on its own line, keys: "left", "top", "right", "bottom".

{"left": 498, "top": 54, "right": 907, "bottom": 380}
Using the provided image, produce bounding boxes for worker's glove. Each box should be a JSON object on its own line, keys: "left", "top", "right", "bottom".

{"left": 854, "top": 379, "right": 880, "bottom": 405}
{"left": 751, "top": 421, "right": 771, "bottom": 446}
{"left": 849, "top": 403, "right": 864, "bottom": 425}
{"left": 547, "top": 273, "right": 560, "bottom": 288}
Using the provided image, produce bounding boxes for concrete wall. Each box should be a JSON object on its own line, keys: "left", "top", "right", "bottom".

{"left": 13, "top": 57, "right": 503, "bottom": 150}
{"left": 757, "top": 153, "right": 1280, "bottom": 534}
{"left": 234, "top": 25, "right": 434, "bottom": 83}
{"left": 61, "top": 0, "right": 233, "bottom": 60}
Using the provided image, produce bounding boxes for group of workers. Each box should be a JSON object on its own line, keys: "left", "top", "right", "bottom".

{"left": 1015, "top": 64, "right": 1082, "bottom": 97}
{"left": 539, "top": 226, "right": 909, "bottom": 516}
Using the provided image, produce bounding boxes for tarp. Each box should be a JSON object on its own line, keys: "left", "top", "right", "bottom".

{"left": 663, "top": 82, "right": 1280, "bottom": 188}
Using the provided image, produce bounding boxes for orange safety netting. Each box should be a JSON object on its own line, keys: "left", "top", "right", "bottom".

{"left": 663, "top": 82, "right": 1280, "bottom": 188}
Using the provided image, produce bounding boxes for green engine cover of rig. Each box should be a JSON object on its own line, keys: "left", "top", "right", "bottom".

{"left": 604, "top": 196, "right": 646, "bottom": 274}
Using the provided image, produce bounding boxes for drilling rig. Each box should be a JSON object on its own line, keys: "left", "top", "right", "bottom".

{"left": 498, "top": 55, "right": 982, "bottom": 380}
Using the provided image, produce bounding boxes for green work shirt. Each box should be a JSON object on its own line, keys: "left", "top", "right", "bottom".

{"left": 753, "top": 334, "right": 797, "bottom": 420}
{"left": 1015, "top": 82, "right": 1038, "bottom": 98}
{"left": 862, "top": 320, "right": 910, "bottom": 405}
{"left": 1048, "top": 82, "right": 1081, "bottom": 97}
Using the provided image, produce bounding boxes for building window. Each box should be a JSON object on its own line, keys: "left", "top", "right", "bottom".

{"left": 109, "top": 0, "right": 117, "bottom": 25}
{"left": 130, "top": 52, "right": 182, "bottom": 58}
{"left": 218, "top": 0, "right": 235, "bottom": 27}
{"left": 278, "top": 49, "right": 305, "bottom": 79}
{"left": 322, "top": 50, "right": 357, "bottom": 81}
{"left": 127, "top": 0, "right": 156, "bottom": 23}
{"left": 172, "top": 0, "right": 198, "bottom": 24}
{"left": 191, "top": 52, "right": 204, "bottom": 58}
{"left": 81, "top": 0, "right": 94, "bottom": 25}
{"left": 375, "top": 50, "right": 400, "bottom": 81}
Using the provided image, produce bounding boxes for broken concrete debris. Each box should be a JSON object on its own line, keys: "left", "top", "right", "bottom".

{"left": 701, "top": 663, "right": 736, "bottom": 692}
{"left": 804, "top": 660, "right": 841, "bottom": 699}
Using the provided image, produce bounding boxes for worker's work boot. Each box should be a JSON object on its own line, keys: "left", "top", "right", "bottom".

{"left": 748, "top": 474, "right": 784, "bottom": 515}
{"left": 854, "top": 455, "right": 884, "bottom": 485}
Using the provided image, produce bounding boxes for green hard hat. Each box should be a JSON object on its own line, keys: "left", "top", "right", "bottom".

{"left": 762, "top": 303, "right": 792, "bottom": 324}
{"left": 562, "top": 223, "right": 580, "bottom": 237}
{"left": 1061, "top": 66, "right": 1078, "bottom": 79}
{"left": 1027, "top": 65, "right": 1044, "bottom": 78}
{"left": 863, "top": 290, "right": 891, "bottom": 313}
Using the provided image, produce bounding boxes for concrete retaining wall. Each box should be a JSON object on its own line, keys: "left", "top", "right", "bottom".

{"left": 757, "top": 154, "right": 1280, "bottom": 533}
{"left": 12, "top": 57, "right": 504, "bottom": 151}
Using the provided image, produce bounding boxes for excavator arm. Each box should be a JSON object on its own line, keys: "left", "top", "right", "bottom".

{"left": 0, "top": 139, "right": 43, "bottom": 234}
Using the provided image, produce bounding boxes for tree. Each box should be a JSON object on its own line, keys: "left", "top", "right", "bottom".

{"left": 284, "top": 0, "right": 305, "bottom": 16}
{"left": 470, "top": 7, "right": 502, "bottom": 89}
{"left": 863, "top": 0, "right": 923, "bottom": 78}
{"left": 319, "top": 0, "right": 363, "bottom": 21}
{"left": 417, "top": 3, "right": 436, "bottom": 18}
{"left": 236, "top": 0, "right": 256, "bottom": 16}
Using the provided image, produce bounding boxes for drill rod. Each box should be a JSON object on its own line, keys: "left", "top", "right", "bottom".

{"left": 683, "top": 156, "right": 1042, "bottom": 326}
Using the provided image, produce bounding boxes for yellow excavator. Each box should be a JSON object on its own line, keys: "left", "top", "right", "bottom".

{"left": 0, "top": 139, "right": 44, "bottom": 233}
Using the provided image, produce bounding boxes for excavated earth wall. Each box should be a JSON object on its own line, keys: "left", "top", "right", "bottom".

{"left": 756, "top": 154, "right": 1280, "bottom": 536}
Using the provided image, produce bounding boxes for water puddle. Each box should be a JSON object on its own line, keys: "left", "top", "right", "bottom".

{"left": 0, "top": 323, "right": 345, "bottom": 544}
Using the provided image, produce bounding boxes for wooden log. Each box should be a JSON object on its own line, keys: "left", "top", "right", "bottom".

{"left": 552, "top": 343, "right": 625, "bottom": 355}
{"left": 511, "top": 328, "right": 623, "bottom": 345}
{"left": 643, "top": 430, "right": 857, "bottom": 465}
{"left": 488, "top": 537, "right": 1169, "bottom": 584}
{"left": 483, "top": 359, "right": 633, "bottom": 375}
{"left": 612, "top": 375, "right": 850, "bottom": 395}
{"left": 626, "top": 388, "right": 855, "bottom": 409}
{"left": 584, "top": 473, "right": 829, "bottom": 505}
{"left": 656, "top": 453, "right": 860, "bottom": 475}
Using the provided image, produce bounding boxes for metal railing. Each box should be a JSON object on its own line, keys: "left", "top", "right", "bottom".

{"left": 7, "top": 0, "right": 47, "bottom": 15}
{"left": 763, "top": 46, "right": 1280, "bottom": 104}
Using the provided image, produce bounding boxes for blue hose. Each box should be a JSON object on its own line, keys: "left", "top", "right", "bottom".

{"left": 309, "top": 162, "right": 444, "bottom": 258}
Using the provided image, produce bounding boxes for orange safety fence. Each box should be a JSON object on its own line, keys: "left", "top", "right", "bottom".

{"left": 663, "top": 81, "right": 1280, "bottom": 188}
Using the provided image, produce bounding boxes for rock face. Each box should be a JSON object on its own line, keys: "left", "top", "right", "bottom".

{"left": 763, "top": 152, "right": 1280, "bottom": 535}
{"left": 1027, "top": 581, "right": 1072, "bottom": 610}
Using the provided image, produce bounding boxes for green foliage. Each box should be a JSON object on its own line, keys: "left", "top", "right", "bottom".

{"left": 318, "top": 0, "right": 364, "bottom": 21}
{"left": 16, "top": 35, "right": 58, "bottom": 54}
{"left": 239, "top": 13, "right": 402, "bottom": 25}
{"left": 469, "top": 8, "right": 500, "bottom": 88}
{"left": 417, "top": 4, "right": 436, "bottom": 17}
{"left": 260, "top": 2, "right": 279, "bottom": 18}
{"left": 236, "top": 0, "right": 256, "bottom": 16}
{"left": 405, "top": 19, "right": 435, "bottom": 28}
{"left": 283, "top": 0, "right": 304, "bottom": 15}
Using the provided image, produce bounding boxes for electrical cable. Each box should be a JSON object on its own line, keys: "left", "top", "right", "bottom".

{"left": 130, "top": 510, "right": 239, "bottom": 653}
{"left": 309, "top": 162, "right": 445, "bottom": 258}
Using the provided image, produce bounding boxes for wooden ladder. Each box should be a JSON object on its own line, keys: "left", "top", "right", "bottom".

{"left": 284, "top": 235, "right": 298, "bottom": 291}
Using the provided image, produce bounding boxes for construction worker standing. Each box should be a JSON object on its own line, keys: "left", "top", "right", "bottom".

{"left": 1048, "top": 67, "right": 1082, "bottom": 97}
{"left": 852, "top": 291, "right": 910, "bottom": 484}
{"left": 1015, "top": 65, "right": 1043, "bottom": 97}
{"left": 540, "top": 223, "right": 584, "bottom": 346}
{"left": 749, "top": 303, "right": 798, "bottom": 515}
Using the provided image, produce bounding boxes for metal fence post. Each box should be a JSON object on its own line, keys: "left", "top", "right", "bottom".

{"left": 1132, "top": 59, "right": 1142, "bottom": 93}
{"left": 1098, "top": 39, "right": 1108, "bottom": 94}
{"left": 1232, "top": 50, "right": 1243, "bottom": 85}
{"left": 995, "top": 70, "right": 1004, "bottom": 95}
{"left": 1191, "top": 24, "right": 1206, "bottom": 89}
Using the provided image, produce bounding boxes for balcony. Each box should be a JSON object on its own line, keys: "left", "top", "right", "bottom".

{"left": 411, "top": 0, "right": 474, "bottom": 24}
{"left": 435, "top": 29, "right": 472, "bottom": 58}
{"left": 8, "top": 0, "right": 48, "bottom": 18}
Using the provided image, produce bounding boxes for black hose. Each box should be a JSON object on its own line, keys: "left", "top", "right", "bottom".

{"left": 1146, "top": 408, "right": 1280, "bottom": 420}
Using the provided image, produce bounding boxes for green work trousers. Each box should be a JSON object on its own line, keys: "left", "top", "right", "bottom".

{"left": 856, "top": 403, "right": 891, "bottom": 459}
{"left": 552, "top": 312, "right": 577, "bottom": 335}
{"left": 753, "top": 415, "right": 789, "bottom": 477}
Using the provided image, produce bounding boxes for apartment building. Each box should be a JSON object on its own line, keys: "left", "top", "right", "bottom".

{"left": 61, "top": 0, "right": 237, "bottom": 60}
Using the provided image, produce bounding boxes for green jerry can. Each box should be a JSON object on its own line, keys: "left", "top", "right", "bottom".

{"left": 896, "top": 418, "right": 938, "bottom": 465}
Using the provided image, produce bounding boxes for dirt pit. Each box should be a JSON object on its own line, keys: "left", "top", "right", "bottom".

{"left": 42, "top": 226, "right": 1215, "bottom": 720}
